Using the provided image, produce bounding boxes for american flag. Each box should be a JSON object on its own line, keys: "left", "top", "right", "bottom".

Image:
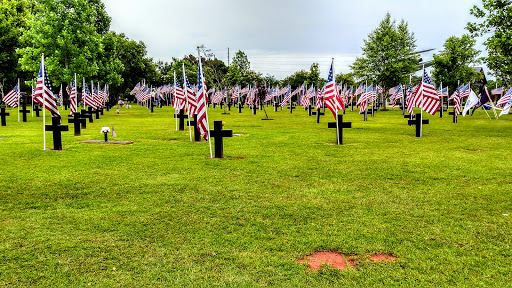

{"left": 83, "top": 82, "right": 95, "bottom": 108}
{"left": 183, "top": 69, "right": 197, "bottom": 116}
{"left": 437, "top": 86, "right": 448, "bottom": 97}
{"left": 265, "top": 86, "right": 276, "bottom": 102}
{"left": 491, "top": 87, "right": 503, "bottom": 95}
{"left": 390, "top": 85, "right": 403, "bottom": 108}
{"left": 212, "top": 91, "right": 224, "bottom": 104}
{"left": 406, "top": 82, "right": 414, "bottom": 114}
{"left": 448, "top": 87, "right": 461, "bottom": 115}
{"left": 69, "top": 78, "right": 77, "bottom": 115}
{"left": 323, "top": 60, "right": 344, "bottom": 119}
{"left": 499, "top": 94, "right": 512, "bottom": 117}
{"left": 376, "top": 85, "right": 383, "bottom": 94}
{"left": 300, "top": 85, "right": 314, "bottom": 107}
{"left": 196, "top": 56, "right": 209, "bottom": 140}
{"left": 173, "top": 76, "right": 185, "bottom": 110}
{"left": 459, "top": 83, "right": 470, "bottom": 98}
{"left": 357, "top": 84, "right": 373, "bottom": 113}
{"left": 355, "top": 83, "right": 365, "bottom": 96}
{"left": 315, "top": 87, "right": 324, "bottom": 110}
{"left": 34, "top": 56, "right": 60, "bottom": 117}
{"left": 3, "top": 83, "right": 20, "bottom": 108}
{"left": 496, "top": 87, "right": 512, "bottom": 107}
{"left": 414, "top": 69, "right": 440, "bottom": 115}
{"left": 239, "top": 84, "right": 250, "bottom": 96}
{"left": 231, "top": 84, "right": 240, "bottom": 100}
{"left": 130, "top": 83, "right": 141, "bottom": 95}
{"left": 279, "top": 85, "right": 292, "bottom": 108}
{"left": 58, "top": 84, "right": 63, "bottom": 107}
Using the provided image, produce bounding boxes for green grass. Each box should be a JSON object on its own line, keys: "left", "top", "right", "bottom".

{"left": 1, "top": 104, "right": 511, "bottom": 287}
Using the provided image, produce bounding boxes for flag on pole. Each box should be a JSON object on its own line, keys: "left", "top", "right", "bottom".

{"left": 491, "top": 87, "right": 503, "bottom": 95}
{"left": 499, "top": 96, "right": 512, "bottom": 117}
{"left": 58, "top": 84, "right": 63, "bottom": 107}
{"left": 413, "top": 69, "right": 440, "bottom": 115}
{"left": 406, "top": 81, "right": 414, "bottom": 114}
{"left": 69, "top": 77, "right": 77, "bottom": 115}
{"left": 3, "top": 83, "right": 20, "bottom": 108}
{"left": 196, "top": 54, "right": 209, "bottom": 140}
{"left": 34, "top": 56, "right": 60, "bottom": 117}
{"left": 183, "top": 70, "right": 197, "bottom": 116}
{"left": 323, "top": 59, "right": 344, "bottom": 118}
{"left": 496, "top": 87, "right": 512, "bottom": 107}
{"left": 448, "top": 87, "right": 461, "bottom": 116}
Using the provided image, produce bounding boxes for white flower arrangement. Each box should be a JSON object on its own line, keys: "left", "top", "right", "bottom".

{"left": 101, "top": 127, "right": 111, "bottom": 134}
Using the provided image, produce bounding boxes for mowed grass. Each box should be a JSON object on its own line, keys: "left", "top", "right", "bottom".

{"left": 0, "top": 103, "right": 511, "bottom": 287}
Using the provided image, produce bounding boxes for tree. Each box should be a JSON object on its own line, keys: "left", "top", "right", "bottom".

{"left": 467, "top": 0, "right": 512, "bottom": 85}
{"left": 431, "top": 35, "right": 481, "bottom": 93}
{"left": 335, "top": 72, "right": 356, "bottom": 88}
{"left": 0, "top": 0, "right": 33, "bottom": 88}
{"left": 281, "top": 70, "right": 308, "bottom": 89}
{"left": 350, "top": 13, "right": 418, "bottom": 100}
{"left": 231, "top": 50, "right": 250, "bottom": 72}
{"left": 18, "top": 0, "right": 114, "bottom": 85}
{"left": 306, "top": 63, "right": 325, "bottom": 88}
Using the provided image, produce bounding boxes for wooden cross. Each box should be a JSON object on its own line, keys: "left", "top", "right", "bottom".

{"left": 312, "top": 109, "right": 324, "bottom": 123}
{"left": 273, "top": 102, "right": 280, "bottom": 112}
{"left": 408, "top": 113, "right": 429, "bottom": 137}
{"left": 289, "top": 102, "right": 296, "bottom": 113}
{"left": 45, "top": 116, "right": 69, "bottom": 150}
{"left": 187, "top": 114, "right": 201, "bottom": 142}
{"left": 174, "top": 109, "right": 187, "bottom": 131}
{"left": 33, "top": 104, "right": 42, "bottom": 117}
{"left": 209, "top": 120, "right": 232, "bottom": 158}
{"left": 81, "top": 109, "right": 94, "bottom": 123}
{"left": 67, "top": 112, "right": 87, "bottom": 136}
{"left": 20, "top": 104, "right": 31, "bottom": 122}
{"left": 327, "top": 114, "right": 352, "bottom": 145}
{"left": 0, "top": 107, "right": 10, "bottom": 126}
{"left": 449, "top": 111, "right": 458, "bottom": 123}
{"left": 88, "top": 107, "right": 100, "bottom": 119}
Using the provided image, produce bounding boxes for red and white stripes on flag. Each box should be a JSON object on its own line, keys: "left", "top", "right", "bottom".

{"left": 183, "top": 67, "right": 198, "bottom": 116}
{"left": 413, "top": 69, "right": 440, "bottom": 116}
{"left": 448, "top": 90, "right": 461, "bottom": 115}
{"left": 196, "top": 56, "right": 209, "bottom": 140}
{"left": 173, "top": 77, "right": 186, "bottom": 110}
{"left": 69, "top": 77, "right": 77, "bottom": 115}
{"left": 58, "top": 84, "right": 63, "bottom": 107}
{"left": 406, "top": 82, "right": 414, "bottom": 114}
{"left": 356, "top": 85, "right": 373, "bottom": 113}
{"left": 324, "top": 59, "right": 344, "bottom": 119}
{"left": 34, "top": 55, "right": 60, "bottom": 117}
{"left": 3, "top": 83, "right": 20, "bottom": 108}
{"left": 496, "top": 87, "right": 512, "bottom": 107}
{"left": 280, "top": 85, "right": 292, "bottom": 108}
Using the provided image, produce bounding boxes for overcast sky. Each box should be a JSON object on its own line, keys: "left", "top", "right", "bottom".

{"left": 103, "top": 0, "right": 485, "bottom": 79}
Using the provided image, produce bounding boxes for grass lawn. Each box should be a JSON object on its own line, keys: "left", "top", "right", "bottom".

{"left": 1, "top": 103, "right": 511, "bottom": 287}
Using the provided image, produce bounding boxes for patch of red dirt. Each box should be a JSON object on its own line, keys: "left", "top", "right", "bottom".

{"left": 297, "top": 251, "right": 350, "bottom": 270}
{"left": 369, "top": 253, "right": 397, "bottom": 262}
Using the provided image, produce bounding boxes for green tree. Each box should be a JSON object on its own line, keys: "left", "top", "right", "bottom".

{"left": 281, "top": 70, "right": 308, "bottom": 89}
{"left": 335, "top": 72, "right": 356, "bottom": 88}
{"left": 350, "top": 13, "right": 418, "bottom": 102}
{"left": 307, "top": 63, "right": 325, "bottom": 88}
{"left": 231, "top": 50, "right": 250, "bottom": 72}
{"left": 467, "top": 0, "right": 512, "bottom": 85}
{"left": 431, "top": 35, "right": 481, "bottom": 93}
{"left": 18, "top": 0, "right": 114, "bottom": 85}
{"left": 0, "top": 0, "right": 33, "bottom": 88}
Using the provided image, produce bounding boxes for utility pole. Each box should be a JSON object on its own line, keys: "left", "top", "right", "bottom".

{"left": 227, "top": 47, "right": 230, "bottom": 67}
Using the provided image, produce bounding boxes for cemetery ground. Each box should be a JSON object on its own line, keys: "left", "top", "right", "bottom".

{"left": 1, "top": 104, "right": 511, "bottom": 287}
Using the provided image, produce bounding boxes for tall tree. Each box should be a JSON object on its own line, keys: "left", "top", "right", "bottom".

{"left": 18, "top": 0, "right": 114, "bottom": 85}
{"left": 0, "top": 0, "right": 33, "bottom": 88}
{"left": 231, "top": 50, "right": 250, "bottom": 72}
{"left": 431, "top": 35, "right": 481, "bottom": 93}
{"left": 335, "top": 72, "right": 356, "bottom": 88}
{"left": 281, "top": 70, "right": 308, "bottom": 89}
{"left": 306, "top": 63, "right": 325, "bottom": 88}
{"left": 467, "top": 0, "right": 512, "bottom": 85}
{"left": 351, "top": 13, "right": 418, "bottom": 96}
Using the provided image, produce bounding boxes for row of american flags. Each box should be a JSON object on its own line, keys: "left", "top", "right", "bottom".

{"left": 128, "top": 58, "right": 512, "bottom": 122}
{"left": 1, "top": 55, "right": 111, "bottom": 118}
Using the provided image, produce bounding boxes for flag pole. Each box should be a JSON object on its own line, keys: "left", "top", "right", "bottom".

{"left": 197, "top": 47, "right": 213, "bottom": 158}
{"left": 332, "top": 58, "right": 340, "bottom": 145}
{"left": 440, "top": 81, "right": 443, "bottom": 118}
{"left": 42, "top": 54, "right": 46, "bottom": 151}
{"left": 17, "top": 78, "right": 20, "bottom": 122}
{"left": 183, "top": 63, "right": 192, "bottom": 142}
{"left": 420, "top": 65, "right": 426, "bottom": 138}
{"left": 174, "top": 71, "right": 178, "bottom": 131}
{"left": 31, "top": 81, "right": 34, "bottom": 117}
{"left": 409, "top": 75, "right": 413, "bottom": 121}
{"left": 83, "top": 78, "right": 85, "bottom": 109}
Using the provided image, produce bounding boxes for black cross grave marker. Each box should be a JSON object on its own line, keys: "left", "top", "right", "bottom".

{"left": 45, "top": 116, "right": 69, "bottom": 150}
{"left": 307, "top": 105, "right": 313, "bottom": 116}
{"left": 33, "top": 104, "right": 42, "bottom": 117}
{"left": 289, "top": 102, "right": 296, "bottom": 113}
{"left": 408, "top": 113, "right": 429, "bottom": 137}
{"left": 20, "top": 104, "right": 31, "bottom": 122}
{"left": 68, "top": 112, "right": 87, "bottom": 136}
{"left": 98, "top": 107, "right": 104, "bottom": 115}
{"left": 0, "top": 107, "right": 10, "bottom": 126}
{"left": 252, "top": 104, "right": 257, "bottom": 115}
{"left": 327, "top": 114, "right": 352, "bottom": 145}
{"left": 312, "top": 108, "right": 324, "bottom": 123}
{"left": 64, "top": 102, "right": 69, "bottom": 110}
{"left": 209, "top": 120, "right": 233, "bottom": 158}
{"left": 187, "top": 114, "right": 201, "bottom": 142}
{"left": 238, "top": 102, "right": 243, "bottom": 113}
{"left": 227, "top": 103, "right": 232, "bottom": 111}
{"left": 174, "top": 109, "right": 187, "bottom": 131}
{"left": 449, "top": 111, "right": 458, "bottom": 123}
{"left": 219, "top": 102, "right": 224, "bottom": 109}
{"left": 88, "top": 107, "right": 100, "bottom": 119}
{"left": 273, "top": 102, "right": 280, "bottom": 112}
{"left": 81, "top": 109, "right": 93, "bottom": 123}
